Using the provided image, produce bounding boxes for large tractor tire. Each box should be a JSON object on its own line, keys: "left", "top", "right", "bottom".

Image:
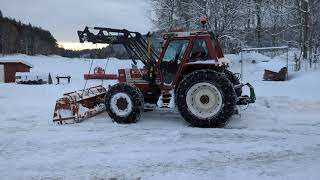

{"left": 105, "top": 83, "right": 144, "bottom": 124}
{"left": 224, "top": 69, "right": 242, "bottom": 97}
{"left": 176, "top": 70, "right": 237, "bottom": 128}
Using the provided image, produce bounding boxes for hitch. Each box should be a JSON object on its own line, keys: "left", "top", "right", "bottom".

{"left": 237, "top": 83, "right": 256, "bottom": 105}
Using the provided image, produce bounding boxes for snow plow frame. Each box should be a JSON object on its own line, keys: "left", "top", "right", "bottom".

{"left": 53, "top": 85, "right": 107, "bottom": 125}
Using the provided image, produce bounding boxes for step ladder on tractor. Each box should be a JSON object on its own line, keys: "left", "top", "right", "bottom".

{"left": 53, "top": 17, "right": 256, "bottom": 128}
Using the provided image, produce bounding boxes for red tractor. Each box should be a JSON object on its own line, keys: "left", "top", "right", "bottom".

{"left": 53, "top": 25, "right": 255, "bottom": 128}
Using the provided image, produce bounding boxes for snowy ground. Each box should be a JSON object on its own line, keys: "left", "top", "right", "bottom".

{"left": 1, "top": 53, "right": 320, "bottom": 180}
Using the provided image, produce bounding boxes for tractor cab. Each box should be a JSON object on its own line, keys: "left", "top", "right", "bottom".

{"left": 158, "top": 31, "right": 225, "bottom": 89}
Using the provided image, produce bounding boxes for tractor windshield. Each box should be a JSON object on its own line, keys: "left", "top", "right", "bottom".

{"left": 163, "top": 40, "right": 189, "bottom": 63}
{"left": 161, "top": 40, "right": 189, "bottom": 85}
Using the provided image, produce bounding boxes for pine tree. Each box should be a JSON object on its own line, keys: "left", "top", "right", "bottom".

{"left": 0, "top": 10, "right": 3, "bottom": 18}
{"left": 48, "top": 73, "right": 53, "bottom": 84}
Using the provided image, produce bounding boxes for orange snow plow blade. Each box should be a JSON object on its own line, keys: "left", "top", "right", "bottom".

{"left": 53, "top": 85, "right": 107, "bottom": 125}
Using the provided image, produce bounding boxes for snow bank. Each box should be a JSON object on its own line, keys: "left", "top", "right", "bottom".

{"left": 0, "top": 54, "right": 142, "bottom": 84}
{"left": 0, "top": 54, "right": 147, "bottom": 91}
{"left": 226, "top": 50, "right": 320, "bottom": 101}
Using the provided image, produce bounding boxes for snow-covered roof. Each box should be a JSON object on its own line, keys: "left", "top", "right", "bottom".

{"left": 163, "top": 31, "right": 210, "bottom": 39}
{"left": 16, "top": 72, "right": 48, "bottom": 76}
{"left": 241, "top": 46, "right": 289, "bottom": 51}
{"left": 0, "top": 59, "right": 33, "bottom": 68}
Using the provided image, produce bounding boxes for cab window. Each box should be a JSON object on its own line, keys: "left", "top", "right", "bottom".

{"left": 160, "top": 40, "right": 189, "bottom": 85}
{"left": 163, "top": 40, "right": 189, "bottom": 64}
{"left": 189, "top": 39, "right": 209, "bottom": 62}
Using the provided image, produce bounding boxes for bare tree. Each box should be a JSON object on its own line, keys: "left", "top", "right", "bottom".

{"left": 150, "top": 0, "right": 178, "bottom": 30}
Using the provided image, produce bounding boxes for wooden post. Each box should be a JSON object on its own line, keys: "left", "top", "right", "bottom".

{"left": 241, "top": 50, "right": 243, "bottom": 82}
{"left": 286, "top": 48, "right": 289, "bottom": 80}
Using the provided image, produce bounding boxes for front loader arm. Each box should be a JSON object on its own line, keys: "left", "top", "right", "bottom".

{"left": 77, "top": 26, "right": 158, "bottom": 68}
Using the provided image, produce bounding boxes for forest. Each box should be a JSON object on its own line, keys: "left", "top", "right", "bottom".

{"left": 0, "top": 10, "right": 57, "bottom": 56}
{"left": 150, "top": 0, "right": 320, "bottom": 63}
{"left": 0, "top": 10, "right": 128, "bottom": 59}
{"left": 1, "top": 0, "right": 320, "bottom": 63}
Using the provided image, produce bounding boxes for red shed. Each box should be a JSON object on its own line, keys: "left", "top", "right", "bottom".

{"left": 0, "top": 60, "right": 33, "bottom": 83}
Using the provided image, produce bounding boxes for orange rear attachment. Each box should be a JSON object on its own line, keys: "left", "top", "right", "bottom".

{"left": 53, "top": 85, "right": 107, "bottom": 125}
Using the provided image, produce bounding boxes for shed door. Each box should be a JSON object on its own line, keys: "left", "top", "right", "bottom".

{"left": 0, "top": 65, "right": 4, "bottom": 83}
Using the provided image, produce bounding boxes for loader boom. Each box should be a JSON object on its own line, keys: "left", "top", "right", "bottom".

{"left": 77, "top": 27, "right": 158, "bottom": 68}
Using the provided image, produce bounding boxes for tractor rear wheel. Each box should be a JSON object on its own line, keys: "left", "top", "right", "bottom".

{"left": 105, "top": 83, "right": 144, "bottom": 124}
{"left": 176, "top": 70, "right": 236, "bottom": 128}
{"left": 225, "top": 69, "right": 242, "bottom": 97}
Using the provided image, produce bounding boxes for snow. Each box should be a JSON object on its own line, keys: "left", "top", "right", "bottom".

{"left": 1, "top": 52, "right": 320, "bottom": 179}
{"left": 226, "top": 50, "right": 320, "bottom": 101}
{"left": 15, "top": 72, "right": 49, "bottom": 82}
{"left": 241, "top": 46, "right": 289, "bottom": 51}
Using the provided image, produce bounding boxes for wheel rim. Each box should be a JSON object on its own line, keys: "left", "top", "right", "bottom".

{"left": 186, "top": 82, "right": 223, "bottom": 119}
{"left": 110, "top": 93, "right": 133, "bottom": 117}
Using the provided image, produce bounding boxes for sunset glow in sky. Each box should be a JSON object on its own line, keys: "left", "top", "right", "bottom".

{"left": 0, "top": 0, "right": 150, "bottom": 42}
{"left": 58, "top": 42, "right": 109, "bottom": 51}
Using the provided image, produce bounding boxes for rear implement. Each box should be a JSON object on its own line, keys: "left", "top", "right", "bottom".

{"left": 53, "top": 86, "right": 107, "bottom": 124}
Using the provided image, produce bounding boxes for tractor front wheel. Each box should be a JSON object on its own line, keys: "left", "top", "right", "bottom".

{"left": 176, "top": 70, "right": 236, "bottom": 128}
{"left": 105, "top": 83, "right": 144, "bottom": 124}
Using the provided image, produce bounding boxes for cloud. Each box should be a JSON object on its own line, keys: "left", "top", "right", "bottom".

{"left": 0, "top": 0, "right": 151, "bottom": 41}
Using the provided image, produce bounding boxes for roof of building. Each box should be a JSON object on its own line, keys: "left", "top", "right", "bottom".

{"left": 0, "top": 60, "right": 33, "bottom": 68}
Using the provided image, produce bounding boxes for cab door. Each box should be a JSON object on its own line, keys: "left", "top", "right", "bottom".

{"left": 158, "top": 39, "right": 190, "bottom": 87}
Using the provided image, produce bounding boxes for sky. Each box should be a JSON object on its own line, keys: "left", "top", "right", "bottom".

{"left": 0, "top": 0, "right": 151, "bottom": 49}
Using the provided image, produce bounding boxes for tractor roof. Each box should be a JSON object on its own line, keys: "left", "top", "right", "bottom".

{"left": 163, "top": 31, "right": 212, "bottom": 40}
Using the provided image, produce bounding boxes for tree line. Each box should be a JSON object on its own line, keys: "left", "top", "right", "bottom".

{"left": 57, "top": 45, "right": 129, "bottom": 59}
{"left": 2, "top": 0, "right": 320, "bottom": 65}
{"left": 0, "top": 10, "right": 57, "bottom": 55}
{"left": 0, "top": 10, "right": 128, "bottom": 59}
{"left": 150, "top": 0, "right": 320, "bottom": 63}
